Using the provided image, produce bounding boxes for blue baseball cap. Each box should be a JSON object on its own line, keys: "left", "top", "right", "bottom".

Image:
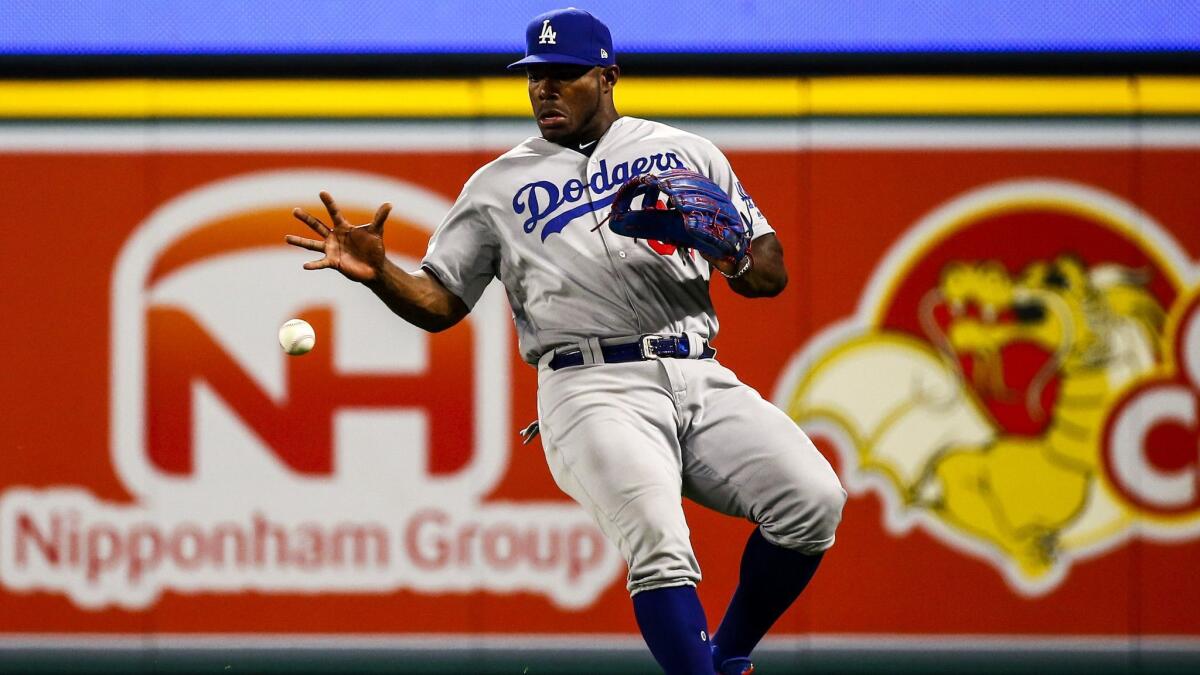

{"left": 507, "top": 8, "right": 616, "bottom": 70}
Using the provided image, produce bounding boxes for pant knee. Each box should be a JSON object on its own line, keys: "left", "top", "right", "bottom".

{"left": 760, "top": 477, "right": 847, "bottom": 554}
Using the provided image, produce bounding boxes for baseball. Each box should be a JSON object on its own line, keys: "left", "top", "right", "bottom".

{"left": 278, "top": 318, "right": 316, "bottom": 356}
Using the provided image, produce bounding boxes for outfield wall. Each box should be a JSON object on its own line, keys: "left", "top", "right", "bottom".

{"left": 0, "top": 77, "right": 1198, "bottom": 673}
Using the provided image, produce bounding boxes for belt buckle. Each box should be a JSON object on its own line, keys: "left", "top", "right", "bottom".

{"left": 640, "top": 334, "right": 665, "bottom": 360}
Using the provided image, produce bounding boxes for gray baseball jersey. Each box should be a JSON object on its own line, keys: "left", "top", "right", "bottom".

{"left": 420, "top": 115, "right": 844, "bottom": 596}
{"left": 421, "top": 115, "right": 772, "bottom": 363}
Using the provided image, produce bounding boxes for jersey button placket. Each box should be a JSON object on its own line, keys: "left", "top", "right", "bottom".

{"left": 586, "top": 154, "right": 644, "bottom": 329}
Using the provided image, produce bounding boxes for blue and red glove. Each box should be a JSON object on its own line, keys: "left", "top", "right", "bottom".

{"left": 607, "top": 168, "right": 751, "bottom": 264}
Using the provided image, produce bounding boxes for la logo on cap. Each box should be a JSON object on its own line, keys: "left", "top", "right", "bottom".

{"left": 539, "top": 19, "right": 557, "bottom": 44}
{"left": 508, "top": 8, "right": 614, "bottom": 70}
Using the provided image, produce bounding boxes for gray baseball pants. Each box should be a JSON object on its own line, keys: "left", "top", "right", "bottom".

{"left": 536, "top": 352, "right": 846, "bottom": 596}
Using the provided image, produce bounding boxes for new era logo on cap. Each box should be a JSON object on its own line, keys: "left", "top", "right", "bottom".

{"left": 508, "top": 7, "right": 615, "bottom": 70}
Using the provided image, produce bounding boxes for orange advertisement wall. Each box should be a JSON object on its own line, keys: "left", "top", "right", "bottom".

{"left": 1, "top": 119, "right": 1199, "bottom": 645}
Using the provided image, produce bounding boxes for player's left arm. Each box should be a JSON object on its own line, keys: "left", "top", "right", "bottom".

{"left": 708, "top": 233, "right": 787, "bottom": 298}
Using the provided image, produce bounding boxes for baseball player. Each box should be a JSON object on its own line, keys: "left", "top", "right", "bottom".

{"left": 286, "top": 8, "right": 845, "bottom": 674}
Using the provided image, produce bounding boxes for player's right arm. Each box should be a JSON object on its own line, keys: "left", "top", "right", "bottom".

{"left": 286, "top": 191, "right": 469, "bottom": 333}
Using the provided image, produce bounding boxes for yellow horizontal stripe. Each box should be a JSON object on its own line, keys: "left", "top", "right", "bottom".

{"left": 810, "top": 76, "right": 1136, "bottom": 115}
{"left": 1137, "top": 77, "right": 1200, "bottom": 114}
{"left": 0, "top": 77, "right": 1196, "bottom": 118}
{"left": 0, "top": 79, "right": 484, "bottom": 118}
{"left": 617, "top": 78, "right": 807, "bottom": 117}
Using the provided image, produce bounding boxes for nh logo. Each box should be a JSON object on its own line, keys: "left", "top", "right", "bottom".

{"left": 538, "top": 20, "right": 557, "bottom": 45}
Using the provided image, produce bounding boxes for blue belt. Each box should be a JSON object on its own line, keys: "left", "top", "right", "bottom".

{"left": 548, "top": 334, "right": 716, "bottom": 371}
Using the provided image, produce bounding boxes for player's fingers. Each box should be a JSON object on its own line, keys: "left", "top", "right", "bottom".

{"left": 285, "top": 234, "right": 325, "bottom": 252}
{"left": 320, "top": 191, "right": 349, "bottom": 228}
{"left": 303, "top": 258, "right": 332, "bottom": 271}
{"left": 292, "top": 208, "right": 331, "bottom": 237}
{"left": 369, "top": 202, "right": 392, "bottom": 235}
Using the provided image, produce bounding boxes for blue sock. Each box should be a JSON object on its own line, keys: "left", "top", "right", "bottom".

{"left": 712, "top": 529, "right": 825, "bottom": 666}
{"left": 632, "top": 585, "right": 713, "bottom": 675}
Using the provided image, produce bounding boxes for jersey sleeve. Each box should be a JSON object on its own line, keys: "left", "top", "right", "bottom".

{"left": 420, "top": 185, "right": 500, "bottom": 309}
{"left": 702, "top": 141, "right": 775, "bottom": 240}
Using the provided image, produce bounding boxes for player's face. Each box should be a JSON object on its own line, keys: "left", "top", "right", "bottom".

{"left": 527, "top": 64, "right": 608, "bottom": 143}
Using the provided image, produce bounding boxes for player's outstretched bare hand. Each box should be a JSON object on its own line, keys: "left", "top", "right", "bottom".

{"left": 286, "top": 191, "right": 392, "bottom": 284}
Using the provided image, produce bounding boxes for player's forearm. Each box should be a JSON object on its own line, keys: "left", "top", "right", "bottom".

{"left": 728, "top": 234, "right": 788, "bottom": 298}
{"left": 363, "top": 259, "right": 469, "bottom": 332}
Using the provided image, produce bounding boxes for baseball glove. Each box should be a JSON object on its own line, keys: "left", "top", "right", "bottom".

{"left": 606, "top": 168, "right": 751, "bottom": 263}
